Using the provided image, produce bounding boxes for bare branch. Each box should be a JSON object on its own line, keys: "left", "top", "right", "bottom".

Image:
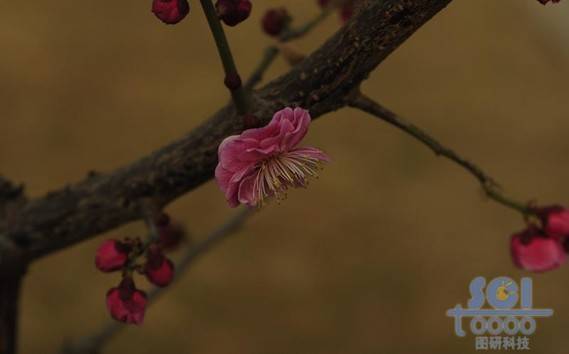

{"left": 348, "top": 93, "right": 530, "bottom": 214}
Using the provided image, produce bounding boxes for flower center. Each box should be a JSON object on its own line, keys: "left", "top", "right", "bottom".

{"left": 252, "top": 151, "right": 324, "bottom": 206}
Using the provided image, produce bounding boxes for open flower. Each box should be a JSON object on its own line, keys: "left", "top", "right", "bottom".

{"left": 106, "top": 277, "right": 147, "bottom": 325}
{"left": 510, "top": 227, "right": 566, "bottom": 272}
{"left": 215, "top": 107, "right": 330, "bottom": 207}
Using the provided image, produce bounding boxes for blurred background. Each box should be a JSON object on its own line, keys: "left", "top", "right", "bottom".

{"left": 1, "top": 0, "right": 568, "bottom": 353}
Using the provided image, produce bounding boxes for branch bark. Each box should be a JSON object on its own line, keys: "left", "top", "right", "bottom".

{"left": 0, "top": 0, "right": 453, "bottom": 269}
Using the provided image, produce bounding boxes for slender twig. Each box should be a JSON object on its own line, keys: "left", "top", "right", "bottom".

{"left": 280, "top": 7, "right": 334, "bottom": 42}
{"left": 199, "top": 0, "right": 249, "bottom": 114}
{"left": 61, "top": 208, "right": 254, "bottom": 354}
{"left": 348, "top": 93, "right": 531, "bottom": 215}
{"left": 245, "top": 46, "right": 279, "bottom": 89}
{"left": 245, "top": 7, "right": 333, "bottom": 89}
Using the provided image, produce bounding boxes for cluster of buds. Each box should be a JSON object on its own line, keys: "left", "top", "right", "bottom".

{"left": 511, "top": 206, "right": 569, "bottom": 272}
{"left": 95, "top": 214, "right": 184, "bottom": 324}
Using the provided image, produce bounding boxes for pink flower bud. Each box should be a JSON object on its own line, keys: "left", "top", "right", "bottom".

{"left": 511, "top": 228, "right": 566, "bottom": 272}
{"left": 106, "top": 278, "right": 147, "bottom": 325}
{"left": 145, "top": 247, "right": 175, "bottom": 287}
{"left": 152, "top": 0, "right": 190, "bottom": 25}
{"left": 95, "top": 239, "right": 130, "bottom": 272}
{"left": 535, "top": 205, "right": 569, "bottom": 238}
{"left": 215, "top": 0, "right": 252, "bottom": 27}
{"left": 261, "top": 8, "right": 290, "bottom": 37}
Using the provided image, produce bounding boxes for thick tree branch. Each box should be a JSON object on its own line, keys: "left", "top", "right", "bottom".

{"left": 348, "top": 93, "right": 530, "bottom": 214}
{"left": 0, "top": 0, "right": 453, "bottom": 269}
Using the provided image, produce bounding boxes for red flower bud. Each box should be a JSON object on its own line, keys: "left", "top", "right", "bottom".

{"left": 215, "top": 0, "right": 252, "bottom": 27}
{"left": 261, "top": 8, "right": 290, "bottom": 37}
{"left": 106, "top": 277, "right": 147, "bottom": 325}
{"left": 224, "top": 72, "right": 242, "bottom": 90}
{"left": 152, "top": 0, "right": 190, "bottom": 25}
{"left": 534, "top": 205, "right": 569, "bottom": 238}
{"left": 511, "top": 228, "right": 566, "bottom": 272}
{"left": 145, "top": 247, "right": 175, "bottom": 287}
{"left": 95, "top": 239, "right": 130, "bottom": 273}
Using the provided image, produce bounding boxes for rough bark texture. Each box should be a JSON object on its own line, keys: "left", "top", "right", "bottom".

{"left": 0, "top": 0, "right": 453, "bottom": 268}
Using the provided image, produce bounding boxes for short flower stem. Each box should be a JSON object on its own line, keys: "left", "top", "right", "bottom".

{"left": 199, "top": 0, "right": 249, "bottom": 115}
{"left": 348, "top": 93, "right": 532, "bottom": 216}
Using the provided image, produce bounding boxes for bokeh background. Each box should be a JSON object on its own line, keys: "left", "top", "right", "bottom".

{"left": 1, "top": 0, "right": 568, "bottom": 353}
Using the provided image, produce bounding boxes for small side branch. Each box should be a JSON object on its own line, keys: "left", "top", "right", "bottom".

{"left": 245, "top": 7, "right": 333, "bottom": 89}
{"left": 200, "top": 0, "right": 249, "bottom": 114}
{"left": 348, "top": 93, "right": 530, "bottom": 215}
{"left": 61, "top": 208, "right": 254, "bottom": 354}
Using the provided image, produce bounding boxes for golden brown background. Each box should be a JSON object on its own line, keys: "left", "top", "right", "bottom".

{"left": 1, "top": 0, "right": 568, "bottom": 353}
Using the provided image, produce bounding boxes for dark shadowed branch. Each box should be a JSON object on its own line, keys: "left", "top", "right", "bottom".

{"left": 348, "top": 93, "right": 530, "bottom": 214}
{"left": 61, "top": 208, "right": 254, "bottom": 354}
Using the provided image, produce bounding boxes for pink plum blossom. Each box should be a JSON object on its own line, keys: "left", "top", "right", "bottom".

{"left": 215, "top": 107, "right": 330, "bottom": 207}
